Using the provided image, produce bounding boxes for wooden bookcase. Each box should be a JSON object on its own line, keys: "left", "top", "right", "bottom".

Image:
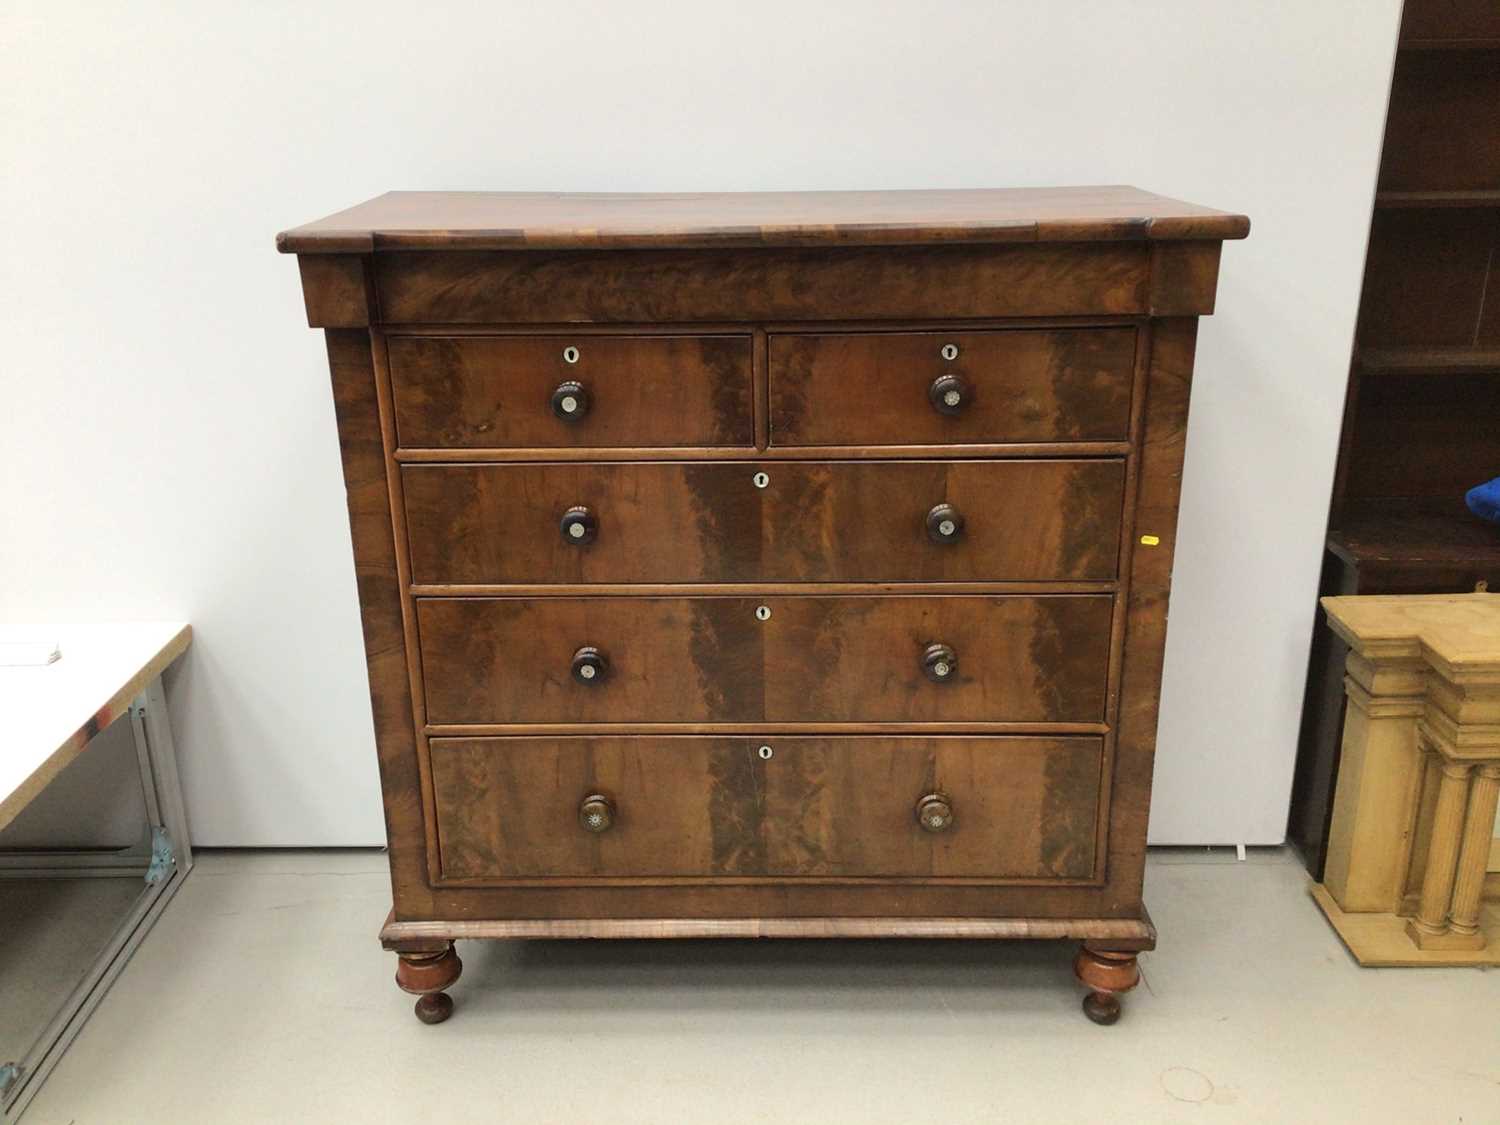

{"left": 1288, "top": 0, "right": 1500, "bottom": 876}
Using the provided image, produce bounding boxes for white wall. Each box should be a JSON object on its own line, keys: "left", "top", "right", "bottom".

{"left": 1, "top": 1, "right": 1400, "bottom": 845}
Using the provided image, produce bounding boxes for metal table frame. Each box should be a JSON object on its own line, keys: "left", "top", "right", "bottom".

{"left": 1, "top": 673, "right": 193, "bottom": 1121}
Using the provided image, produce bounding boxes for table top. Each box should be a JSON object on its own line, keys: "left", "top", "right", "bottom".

{"left": 0, "top": 623, "right": 191, "bottom": 832}
{"left": 277, "top": 186, "right": 1251, "bottom": 254}
{"left": 1320, "top": 593, "right": 1500, "bottom": 678}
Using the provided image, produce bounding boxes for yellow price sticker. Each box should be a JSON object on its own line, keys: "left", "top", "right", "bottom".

{"left": 1139, "top": 534, "right": 1161, "bottom": 547}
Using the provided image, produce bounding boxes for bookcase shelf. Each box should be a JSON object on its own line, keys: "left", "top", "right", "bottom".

{"left": 1290, "top": 0, "right": 1500, "bottom": 880}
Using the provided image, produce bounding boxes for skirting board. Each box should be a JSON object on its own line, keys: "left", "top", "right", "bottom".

{"left": 1310, "top": 883, "right": 1500, "bottom": 967}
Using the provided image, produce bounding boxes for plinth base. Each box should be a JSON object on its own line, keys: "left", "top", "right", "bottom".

{"left": 1310, "top": 883, "right": 1500, "bottom": 966}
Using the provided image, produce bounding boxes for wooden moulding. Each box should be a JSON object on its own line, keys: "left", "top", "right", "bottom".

{"left": 297, "top": 254, "right": 372, "bottom": 328}
{"left": 276, "top": 186, "right": 1250, "bottom": 254}
{"left": 1310, "top": 885, "right": 1500, "bottom": 967}
{"left": 1096, "top": 318, "right": 1200, "bottom": 914}
{"left": 322, "top": 328, "right": 435, "bottom": 918}
{"left": 295, "top": 247, "right": 1230, "bottom": 330}
{"left": 380, "top": 911, "right": 1157, "bottom": 949}
{"left": 393, "top": 443, "right": 1136, "bottom": 463}
{"left": 1313, "top": 593, "right": 1500, "bottom": 966}
{"left": 291, "top": 241, "right": 1228, "bottom": 329}
{"left": 371, "top": 244, "right": 1152, "bottom": 325}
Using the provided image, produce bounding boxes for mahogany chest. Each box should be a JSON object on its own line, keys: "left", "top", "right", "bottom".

{"left": 278, "top": 188, "right": 1247, "bottom": 1024}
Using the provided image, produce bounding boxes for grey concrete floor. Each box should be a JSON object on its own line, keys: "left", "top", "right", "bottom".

{"left": 18, "top": 847, "right": 1500, "bottom": 1124}
{"left": 0, "top": 878, "right": 144, "bottom": 1060}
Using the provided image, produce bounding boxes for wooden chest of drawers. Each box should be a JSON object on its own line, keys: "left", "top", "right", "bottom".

{"left": 278, "top": 188, "right": 1247, "bottom": 1025}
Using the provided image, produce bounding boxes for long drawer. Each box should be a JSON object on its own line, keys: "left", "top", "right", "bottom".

{"left": 388, "top": 333, "right": 754, "bottom": 449}
{"left": 430, "top": 735, "right": 1102, "bottom": 881}
{"left": 769, "top": 327, "right": 1137, "bottom": 446}
{"left": 403, "top": 459, "right": 1125, "bottom": 584}
{"left": 417, "top": 594, "right": 1112, "bottom": 725}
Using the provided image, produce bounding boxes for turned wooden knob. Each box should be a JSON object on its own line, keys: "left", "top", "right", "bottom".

{"left": 571, "top": 646, "right": 608, "bottom": 684}
{"left": 551, "top": 380, "right": 590, "bottom": 421}
{"left": 926, "top": 503, "right": 965, "bottom": 544}
{"left": 922, "top": 642, "right": 958, "bottom": 683}
{"left": 560, "top": 505, "right": 598, "bottom": 544}
{"left": 916, "top": 793, "right": 954, "bottom": 833}
{"left": 928, "top": 373, "right": 972, "bottom": 416}
{"left": 579, "top": 793, "right": 615, "bottom": 833}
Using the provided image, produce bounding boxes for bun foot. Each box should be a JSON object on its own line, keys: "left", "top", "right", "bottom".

{"left": 395, "top": 944, "right": 462, "bottom": 1025}
{"left": 414, "top": 991, "right": 454, "bottom": 1024}
{"left": 1072, "top": 945, "right": 1139, "bottom": 1026}
{"left": 1082, "top": 990, "right": 1121, "bottom": 1025}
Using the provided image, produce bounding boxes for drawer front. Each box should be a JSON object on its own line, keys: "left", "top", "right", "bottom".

{"left": 431, "top": 735, "right": 1102, "bottom": 881}
{"left": 403, "top": 459, "right": 1124, "bottom": 584}
{"left": 417, "top": 594, "right": 1112, "bottom": 724}
{"left": 769, "top": 328, "right": 1136, "bottom": 446}
{"left": 388, "top": 334, "right": 754, "bottom": 448}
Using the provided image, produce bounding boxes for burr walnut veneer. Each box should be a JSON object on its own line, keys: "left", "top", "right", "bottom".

{"left": 278, "top": 188, "right": 1247, "bottom": 1025}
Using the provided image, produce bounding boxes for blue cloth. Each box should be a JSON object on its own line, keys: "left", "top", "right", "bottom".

{"left": 1466, "top": 477, "right": 1500, "bottom": 524}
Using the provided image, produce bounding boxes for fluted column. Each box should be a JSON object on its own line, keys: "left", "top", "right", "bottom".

{"left": 1314, "top": 592, "right": 1500, "bottom": 965}
{"left": 1446, "top": 764, "right": 1500, "bottom": 946}
{"left": 1406, "top": 760, "right": 1473, "bottom": 948}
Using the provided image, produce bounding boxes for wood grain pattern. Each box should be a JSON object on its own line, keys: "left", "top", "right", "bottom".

{"left": 373, "top": 244, "right": 1154, "bottom": 324}
{"left": 768, "top": 328, "right": 1135, "bottom": 445}
{"left": 282, "top": 187, "right": 1242, "bottom": 979}
{"left": 430, "top": 735, "right": 1101, "bottom": 882}
{"left": 381, "top": 913, "right": 1157, "bottom": 945}
{"left": 394, "top": 441, "right": 1134, "bottom": 463}
{"left": 1102, "top": 318, "right": 1198, "bottom": 910}
{"left": 277, "top": 187, "right": 1249, "bottom": 253}
{"left": 415, "top": 594, "right": 1113, "bottom": 725}
{"left": 322, "top": 328, "right": 434, "bottom": 918}
{"left": 1329, "top": 498, "right": 1500, "bottom": 569}
{"left": 389, "top": 334, "right": 753, "bottom": 448}
{"left": 1400, "top": 0, "right": 1500, "bottom": 44}
{"left": 1380, "top": 50, "right": 1500, "bottom": 191}
{"left": 1291, "top": 514, "right": 1500, "bottom": 878}
{"left": 298, "top": 255, "right": 371, "bottom": 328}
{"left": 1147, "top": 242, "right": 1224, "bottom": 317}
{"left": 1357, "top": 209, "right": 1497, "bottom": 347}
{"left": 1295, "top": 18, "right": 1500, "bottom": 876}
{"left": 402, "top": 459, "right": 1125, "bottom": 584}
{"left": 1342, "top": 373, "right": 1500, "bottom": 501}
{"left": 412, "top": 880, "right": 1150, "bottom": 922}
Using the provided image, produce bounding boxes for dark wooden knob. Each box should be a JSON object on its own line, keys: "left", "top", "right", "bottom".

{"left": 916, "top": 793, "right": 954, "bottom": 833}
{"left": 926, "top": 503, "right": 965, "bottom": 544}
{"left": 928, "top": 374, "right": 971, "bottom": 416}
{"left": 571, "top": 646, "right": 608, "bottom": 684}
{"left": 560, "top": 506, "right": 597, "bottom": 544}
{"left": 922, "top": 642, "right": 957, "bottom": 683}
{"left": 551, "top": 380, "right": 590, "bottom": 421}
{"left": 579, "top": 793, "right": 615, "bottom": 833}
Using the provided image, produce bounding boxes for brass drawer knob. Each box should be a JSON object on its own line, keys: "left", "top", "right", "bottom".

{"left": 560, "top": 505, "right": 598, "bottom": 544}
{"left": 571, "top": 646, "right": 608, "bottom": 684}
{"left": 922, "top": 642, "right": 958, "bottom": 682}
{"left": 551, "top": 380, "right": 590, "bottom": 421}
{"left": 926, "top": 503, "right": 965, "bottom": 544}
{"left": 579, "top": 793, "right": 615, "bottom": 833}
{"left": 916, "top": 793, "right": 954, "bottom": 833}
{"left": 928, "top": 373, "right": 971, "bottom": 416}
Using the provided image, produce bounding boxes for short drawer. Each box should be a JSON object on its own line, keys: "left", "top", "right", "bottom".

{"left": 388, "top": 334, "right": 754, "bottom": 448}
{"left": 403, "top": 459, "right": 1125, "bottom": 584}
{"left": 417, "top": 594, "right": 1112, "bottom": 725}
{"left": 768, "top": 327, "right": 1136, "bottom": 446}
{"left": 431, "top": 735, "right": 1102, "bottom": 881}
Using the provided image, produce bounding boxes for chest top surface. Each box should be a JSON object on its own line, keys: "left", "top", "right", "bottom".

{"left": 277, "top": 186, "right": 1250, "bottom": 253}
